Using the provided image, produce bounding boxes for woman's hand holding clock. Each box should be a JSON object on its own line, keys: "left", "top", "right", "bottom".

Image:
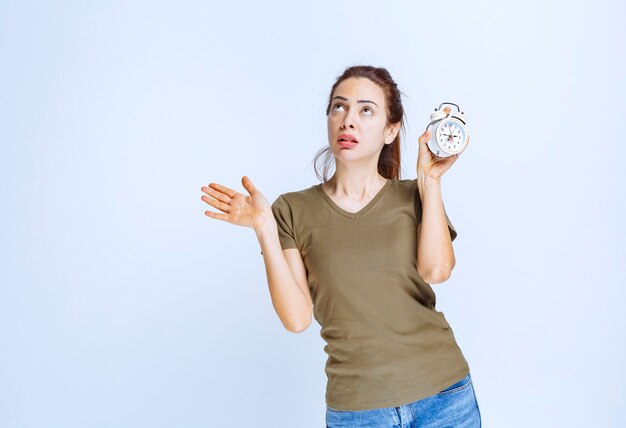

{"left": 417, "top": 106, "right": 470, "bottom": 181}
{"left": 201, "top": 176, "right": 273, "bottom": 231}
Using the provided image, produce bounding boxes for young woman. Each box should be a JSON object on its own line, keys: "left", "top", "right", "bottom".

{"left": 201, "top": 65, "right": 481, "bottom": 427}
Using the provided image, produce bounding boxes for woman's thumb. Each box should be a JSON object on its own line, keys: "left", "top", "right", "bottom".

{"left": 242, "top": 175, "right": 256, "bottom": 195}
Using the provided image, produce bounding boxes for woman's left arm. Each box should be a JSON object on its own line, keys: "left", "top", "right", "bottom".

{"left": 415, "top": 106, "right": 469, "bottom": 284}
{"left": 416, "top": 176, "right": 455, "bottom": 284}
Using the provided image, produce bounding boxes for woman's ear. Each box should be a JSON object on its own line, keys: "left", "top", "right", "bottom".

{"left": 385, "top": 122, "right": 402, "bottom": 145}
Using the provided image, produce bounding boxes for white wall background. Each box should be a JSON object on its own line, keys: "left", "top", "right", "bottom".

{"left": 1, "top": 1, "right": 624, "bottom": 427}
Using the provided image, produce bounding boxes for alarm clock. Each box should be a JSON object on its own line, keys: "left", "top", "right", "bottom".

{"left": 425, "top": 102, "right": 469, "bottom": 158}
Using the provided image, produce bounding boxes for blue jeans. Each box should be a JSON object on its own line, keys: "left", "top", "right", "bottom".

{"left": 325, "top": 372, "right": 482, "bottom": 427}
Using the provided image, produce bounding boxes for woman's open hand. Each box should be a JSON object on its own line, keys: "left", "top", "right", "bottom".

{"left": 417, "top": 106, "right": 470, "bottom": 181}
{"left": 201, "top": 176, "right": 272, "bottom": 231}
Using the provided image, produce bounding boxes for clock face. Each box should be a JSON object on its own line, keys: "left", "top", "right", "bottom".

{"left": 436, "top": 119, "right": 466, "bottom": 152}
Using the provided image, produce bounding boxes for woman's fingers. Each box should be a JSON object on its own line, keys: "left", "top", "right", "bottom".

{"left": 200, "top": 187, "right": 232, "bottom": 215}
{"left": 206, "top": 182, "right": 237, "bottom": 199}
{"left": 201, "top": 190, "right": 232, "bottom": 222}
{"left": 201, "top": 185, "right": 231, "bottom": 205}
{"left": 204, "top": 210, "right": 229, "bottom": 222}
{"left": 419, "top": 129, "right": 430, "bottom": 145}
{"left": 201, "top": 193, "right": 231, "bottom": 213}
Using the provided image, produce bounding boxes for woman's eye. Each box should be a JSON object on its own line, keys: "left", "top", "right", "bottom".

{"left": 333, "top": 103, "right": 373, "bottom": 115}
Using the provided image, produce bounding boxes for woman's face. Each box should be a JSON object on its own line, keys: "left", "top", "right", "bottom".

{"left": 327, "top": 77, "right": 398, "bottom": 161}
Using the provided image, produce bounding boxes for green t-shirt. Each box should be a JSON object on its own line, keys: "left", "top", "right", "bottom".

{"left": 270, "top": 177, "right": 470, "bottom": 411}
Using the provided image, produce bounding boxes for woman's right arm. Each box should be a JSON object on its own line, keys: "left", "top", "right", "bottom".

{"left": 256, "top": 220, "right": 313, "bottom": 333}
{"left": 201, "top": 176, "right": 312, "bottom": 334}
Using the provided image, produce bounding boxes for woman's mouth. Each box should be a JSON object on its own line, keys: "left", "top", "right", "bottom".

{"left": 337, "top": 134, "right": 358, "bottom": 148}
{"left": 338, "top": 139, "right": 358, "bottom": 148}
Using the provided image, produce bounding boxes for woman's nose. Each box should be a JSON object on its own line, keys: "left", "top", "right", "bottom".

{"left": 341, "top": 113, "right": 356, "bottom": 128}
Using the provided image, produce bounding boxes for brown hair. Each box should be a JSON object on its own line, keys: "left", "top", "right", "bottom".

{"left": 312, "top": 65, "right": 408, "bottom": 182}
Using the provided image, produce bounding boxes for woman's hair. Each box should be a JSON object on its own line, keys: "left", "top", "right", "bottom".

{"left": 312, "top": 65, "right": 408, "bottom": 182}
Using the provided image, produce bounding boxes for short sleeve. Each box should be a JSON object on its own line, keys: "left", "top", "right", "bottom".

{"left": 270, "top": 195, "right": 298, "bottom": 250}
{"left": 414, "top": 187, "right": 458, "bottom": 242}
